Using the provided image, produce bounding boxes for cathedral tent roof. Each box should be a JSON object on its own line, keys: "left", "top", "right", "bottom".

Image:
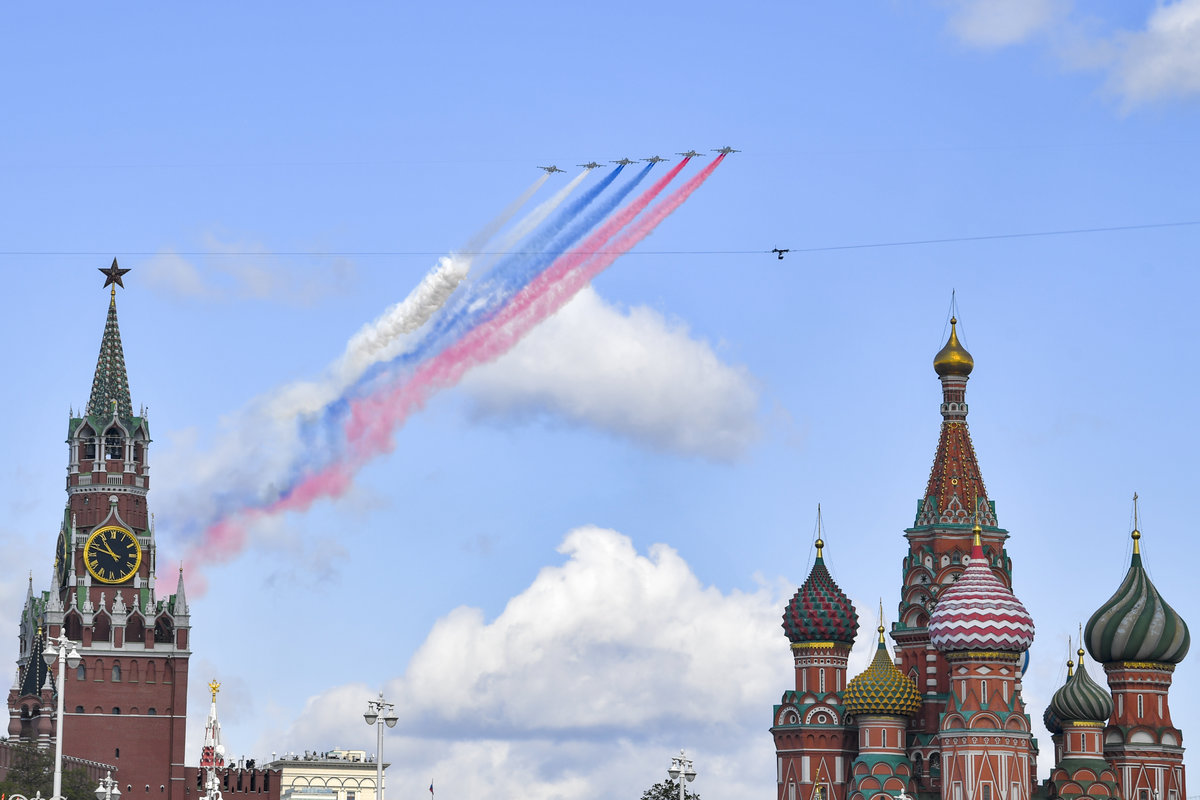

{"left": 782, "top": 537, "right": 859, "bottom": 646}
{"left": 1050, "top": 648, "right": 1113, "bottom": 724}
{"left": 928, "top": 526, "right": 1034, "bottom": 653}
{"left": 1085, "top": 527, "right": 1190, "bottom": 665}
{"left": 844, "top": 625, "right": 921, "bottom": 718}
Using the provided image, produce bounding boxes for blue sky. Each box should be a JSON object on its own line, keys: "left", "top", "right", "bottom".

{"left": 2, "top": 2, "right": 1200, "bottom": 798}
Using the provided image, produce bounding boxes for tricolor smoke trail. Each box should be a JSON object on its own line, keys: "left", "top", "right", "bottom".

{"left": 180, "top": 156, "right": 724, "bottom": 579}
{"left": 335, "top": 172, "right": 554, "bottom": 387}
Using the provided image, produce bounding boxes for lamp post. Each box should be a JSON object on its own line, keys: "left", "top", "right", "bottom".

{"left": 667, "top": 750, "right": 696, "bottom": 800}
{"left": 95, "top": 770, "right": 122, "bottom": 800}
{"left": 363, "top": 693, "right": 398, "bottom": 800}
{"left": 43, "top": 634, "right": 82, "bottom": 800}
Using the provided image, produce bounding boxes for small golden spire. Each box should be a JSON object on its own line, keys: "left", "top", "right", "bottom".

{"left": 972, "top": 521, "right": 982, "bottom": 548}
{"left": 209, "top": 680, "right": 221, "bottom": 702}
{"left": 878, "top": 599, "right": 885, "bottom": 644}
{"left": 1131, "top": 492, "right": 1141, "bottom": 554}
{"left": 814, "top": 503, "right": 825, "bottom": 559}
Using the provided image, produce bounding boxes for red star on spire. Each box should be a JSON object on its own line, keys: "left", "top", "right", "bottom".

{"left": 99, "top": 258, "right": 131, "bottom": 289}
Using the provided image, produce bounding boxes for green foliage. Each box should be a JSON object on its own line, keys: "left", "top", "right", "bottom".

{"left": 641, "top": 779, "right": 700, "bottom": 800}
{"left": 0, "top": 742, "right": 95, "bottom": 800}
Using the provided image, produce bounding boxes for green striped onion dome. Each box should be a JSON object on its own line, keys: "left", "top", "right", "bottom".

{"left": 844, "top": 628, "right": 922, "bottom": 717}
{"left": 1050, "top": 650, "right": 1113, "bottom": 724}
{"left": 1085, "top": 530, "right": 1190, "bottom": 665}
{"left": 1042, "top": 703, "right": 1063, "bottom": 736}
{"left": 782, "top": 539, "right": 860, "bottom": 645}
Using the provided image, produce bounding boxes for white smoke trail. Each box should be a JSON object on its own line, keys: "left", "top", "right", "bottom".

{"left": 472, "top": 168, "right": 593, "bottom": 275}
{"left": 331, "top": 174, "right": 555, "bottom": 389}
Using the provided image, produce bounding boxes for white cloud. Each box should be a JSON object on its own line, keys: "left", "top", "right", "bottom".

{"left": 141, "top": 238, "right": 355, "bottom": 306}
{"left": 258, "top": 526, "right": 799, "bottom": 799}
{"left": 462, "top": 287, "right": 760, "bottom": 460}
{"left": 939, "top": 0, "right": 1200, "bottom": 105}
{"left": 945, "top": 0, "right": 1068, "bottom": 48}
{"left": 1107, "top": 0, "right": 1200, "bottom": 104}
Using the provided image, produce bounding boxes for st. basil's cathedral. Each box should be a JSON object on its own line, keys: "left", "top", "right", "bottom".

{"left": 772, "top": 320, "right": 1191, "bottom": 800}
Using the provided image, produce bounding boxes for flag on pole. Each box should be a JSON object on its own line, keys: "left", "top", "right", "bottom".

{"left": 429, "top": 782, "right": 434, "bottom": 797}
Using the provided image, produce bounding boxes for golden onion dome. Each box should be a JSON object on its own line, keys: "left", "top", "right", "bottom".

{"left": 933, "top": 317, "right": 974, "bottom": 377}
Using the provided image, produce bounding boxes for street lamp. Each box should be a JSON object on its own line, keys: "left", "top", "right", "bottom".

{"left": 43, "top": 634, "right": 82, "bottom": 800}
{"left": 667, "top": 750, "right": 697, "bottom": 800}
{"left": 363, "top": 693, "right": 398, "bottom": 800}
{"left": 94, "top": 770, "right": 122, "bottom": 800}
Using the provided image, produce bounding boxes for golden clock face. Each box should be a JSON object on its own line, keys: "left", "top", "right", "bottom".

{"left": 84, "top": 525, "right": 142, "bottom": 584}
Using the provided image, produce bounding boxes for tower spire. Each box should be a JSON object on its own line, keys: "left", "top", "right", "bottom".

{"left": 86, "top": 261, "right": 134, "bottom": 420}
{"left": 917, "top": 312, "right": 993, "bottom": 527}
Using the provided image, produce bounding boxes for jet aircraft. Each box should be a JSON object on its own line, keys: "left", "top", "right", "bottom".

{"left": 577, "top": 161, "right": 604, "bottom": 169}
{"left": 676, "top": 150, "right": 705, "bottom": 158}
{"left": 538, "top": 165, "right": 566, "bottom": 174}
{"left": 712, "top": 146, "right": 741, "bottom": 155}
{"left": 611, "top": 158, "right": 638, "bottom": 166}
{"left": 643, "top": 155, "right": 669, "bottom": 163}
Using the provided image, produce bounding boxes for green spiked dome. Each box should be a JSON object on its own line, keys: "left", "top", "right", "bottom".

{"left": 1085, "top": 528, "right": 1190, "bottom": 665}
{"left": 1050, "top": 649, "right": 1113, "bottom": 724}
{"left": 782, "top": 538, "right": 859, "bottom": 646}
{"left": 844, "top": 626, "right": 922, "bottom": 717}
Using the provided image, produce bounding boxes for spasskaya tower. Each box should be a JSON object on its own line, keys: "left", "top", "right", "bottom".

{"left": 8, "top": 263, "right": 191, "bottom": 799}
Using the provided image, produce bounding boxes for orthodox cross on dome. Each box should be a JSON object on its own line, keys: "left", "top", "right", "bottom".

{"left": 210, "top": 679, "right": 221, "bottom": 702}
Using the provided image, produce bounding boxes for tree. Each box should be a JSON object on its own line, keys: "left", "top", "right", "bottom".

{"left": 0, "top": 742, "right": 95, "bottom": 800}
{"left": 641, "top": 779, "right": 700, "bottom": 800}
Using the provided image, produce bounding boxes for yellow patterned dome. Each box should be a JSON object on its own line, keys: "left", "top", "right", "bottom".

{"left": 933, "top": 317, "right": 974, "bottom": 377}
{"left": 844, "top": 626, "right": 922, "bottom": 717}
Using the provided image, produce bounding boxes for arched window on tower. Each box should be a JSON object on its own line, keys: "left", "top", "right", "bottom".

{"left": 93, "top": 614, "right": 112, "bottom": 643}
{"left": 112, "top": 663, "right": 121, "bottom": 682}
{"left": 146, "top": 662, "right": 156, "bottom": 683}
{"left": 105, "top": 427, "right": 123, "bottom": 460}
{"left": 154, "top": 616, "right": 174, "bottom": 644}
{"left": 81, "top": 426, "right": 96, "bottom": 460}
{"left": 127, "top": 615, "right": 146, "bottom": 645}
{"left": 65, "top": 613, "right": 83, "bottom": 642}
{"left": 76, "top": 663, "right": 86, "bottom": 681}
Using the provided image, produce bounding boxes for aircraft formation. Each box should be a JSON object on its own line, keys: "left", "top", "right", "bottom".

{"left": 540, "top": 148, "right": 737, "bottom": 172}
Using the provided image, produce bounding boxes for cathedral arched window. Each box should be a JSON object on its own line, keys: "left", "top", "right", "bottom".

{"left": 105, "top": 427, "right": 123, "bottom": 460}
{"left": 148, "top": 707, "right": 157, "bottom": 715}
{"left": 818, "top": 669, "right": 826, "bottom": 693}
{"left": 112, "top": 663, "right": 122, "bottom": 682}
{"left": 1137, "top": 694, "right": 1144, "bottom": 717}
{"left": 75, "top": 705, "right": 84, "bottom": 714}
{"left": 76, "top": 663, "right": 86, "bottom": 681}
{"left": 112, "top": 707, "right": 121, "bottom": 715}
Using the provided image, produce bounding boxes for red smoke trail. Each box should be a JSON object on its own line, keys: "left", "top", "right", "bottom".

{"left": 184, "top": 156, "right": 724, "bottom": 581}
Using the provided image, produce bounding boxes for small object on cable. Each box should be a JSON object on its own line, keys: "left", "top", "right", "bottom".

{"left": 772, "top": 248, "right": 790, "bottom": 260}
